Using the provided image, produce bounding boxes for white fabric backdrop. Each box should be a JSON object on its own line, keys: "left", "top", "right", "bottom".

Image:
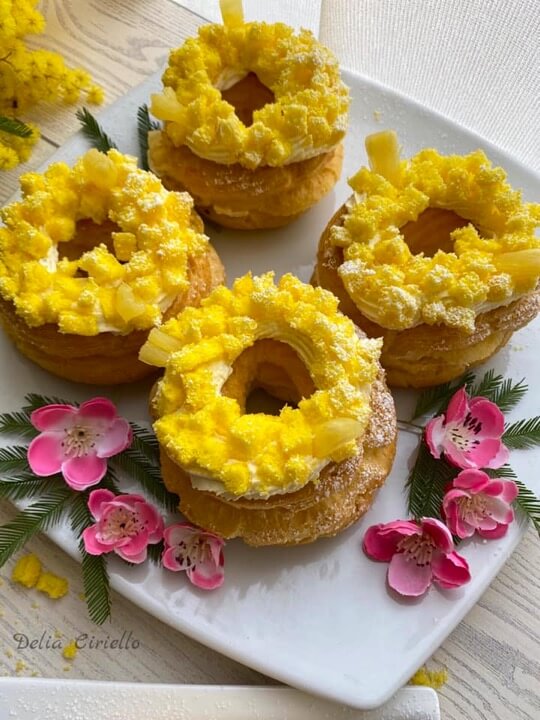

{"left": 172, "top": 0, "right": 540, "bottom": 174}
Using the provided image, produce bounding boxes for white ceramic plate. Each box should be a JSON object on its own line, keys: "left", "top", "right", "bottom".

{"left": 0, "top": 679, "right": 440, "bottom": 720}
{"left": 1, "top": 67, "right": 539, "bottom": 710}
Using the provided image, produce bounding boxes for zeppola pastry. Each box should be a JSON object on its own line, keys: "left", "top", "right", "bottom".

{"left": 140, "top": 273, "right": 397, "bottom": 546}
{"left": 0, "top": 148, "right": 224, "bottom": 384}
{"left": 313, "top": 131, "right": 540, "bottom": 388}
{"left": 148, "top": 0, "right": 349, "bottom": 229}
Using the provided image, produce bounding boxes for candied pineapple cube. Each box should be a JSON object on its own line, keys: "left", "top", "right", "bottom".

{"left": 365, "top": 130, "right": 401, "bottom": 184}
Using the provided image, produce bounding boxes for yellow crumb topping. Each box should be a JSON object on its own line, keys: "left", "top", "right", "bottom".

{"left": 0, "top": 149, "right": 208, "bottom": 335}
{"left": 141, "top": 273, "right": 382, "bottom": 498}
{"left": 62, "top": 640, "right": 78, "bottom": 661}
{"left": 11, "top": 554, "right": 42, "bottom": 588}
{"left": 151, "top": 22, "right": 349, "bottom": 169}
{"left": 35, "top": 572, "right": 69, "bottom": 599}
{"left": 332, "top": 131, "right": 540, "bottom": 332}
{"left": 409, "top": 666, "right": 448, "bottom": 689}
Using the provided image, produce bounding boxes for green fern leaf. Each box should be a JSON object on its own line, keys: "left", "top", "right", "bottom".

{"left": 0, "top": 409, "right": 36, "bottom": 440}
{"left": 76, "top": 108, "right": 117, "bottom": 153}
{"left": 485, "top": 465, "right": 517, "bottom": 479}
{"left": 112, "top": 448, "right": 177, "bottom": 512}
{"left": 406, "top": 442, "right": 459, "bottom": 519}
{"left": 137, "top": 104, "right": 160, "bottom": 171}
{"left": 473, "top": 372, "right": 528, "bottom": 412}
{"left": 147, "top": 540, "right": 164, "bottom": 565}
{"left": 412, "top": 371, "right": 475, "bottom": 419}
{"left": 22, "top": 392, "right": 72, "bottom": 413}
{"left": 503, "top": 417, "right": 540, "bottom": 449}
{"left": 0, "top": 116, "right": 33, "bottom": 138}
{"left": 0, "top": 445, "right": 31, "bottom": 474}
{"left": 80, "top": 541, "right": 112, "bottom": 625}
{"left": 514, "top": 480, "right": 540, "bottom": 537}
{"left": 130, "top": 422, "right": 160, "bottom": 463}
{"left": 0, "top": 474, "right": 64, "bottom": 501}
{"left": 0, "top": 488, "right": 71, "bottom": 567}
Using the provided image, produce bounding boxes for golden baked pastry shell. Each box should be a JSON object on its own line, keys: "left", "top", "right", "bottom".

{"left": 313, "top": 205, "right": 540, "bottom": 388}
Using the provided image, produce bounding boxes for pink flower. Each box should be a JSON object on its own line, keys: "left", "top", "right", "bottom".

{"left": 425, "top": 388, "right": 509, "bottom": 470}
{"left": 442, "top": 469, "right": 518, "bottom": 540}
{"left": 363, "top": 518, "right": 471, "bottom": 597}
{"left": 27, "top": 398, "right": 132, "bottom": 491}
{"left": 162, "top": 522, "right": 225, "bottom": 590}
{"left": 82, "top": 489, "right": 164, "bottom": 564}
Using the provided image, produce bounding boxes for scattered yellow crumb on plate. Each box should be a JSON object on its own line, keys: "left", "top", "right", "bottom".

{"left": 4, "top": 649, "right": 13, "bottom": 659}
{"left": 36, "top": 572, "right": 69, "bottom": 599}
{"left": 54, "top": 630, "right": 63, "bottom": 639}
{"left": 373, "top": 109, "right": 383, "bottom": 122}
{"left": 62, "top": 640, "right": 78, "bottom": 661}
{"left": 15, "top": 660, "right": 26, "bottom": 675}
{"left": 11, "top": 554, "right": 42, "bottom": 588}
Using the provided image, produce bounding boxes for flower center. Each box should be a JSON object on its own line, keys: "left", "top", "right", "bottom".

{"left": 175, "top": 537, "right": 207, "bottom": 568}
{"left": 103, "top": 508, "right": 144, "bottom": 541}
{"left": 397, "top": 533, "right": 436, "bottom": 566}
{"left": 447, "top": 412, "right": 482, "bottom": 451}
{"left": 458, "top": 494, "right": 490, "bottom": 524}
{"left": 61, "top": 424, "right": 99, "bottom": 457}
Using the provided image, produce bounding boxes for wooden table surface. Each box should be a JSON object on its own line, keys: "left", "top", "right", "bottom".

{"left": 0, "top": 2, "right": 539, "bottom": 719}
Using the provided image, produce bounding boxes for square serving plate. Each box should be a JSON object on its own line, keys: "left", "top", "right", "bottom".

{"left": 1, "top": 65, "right": 538, "bottom": 710}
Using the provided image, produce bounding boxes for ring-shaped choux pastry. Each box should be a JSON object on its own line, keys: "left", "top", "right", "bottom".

{"left": 148, "top": 2, "right": 349, "bottom": 229}
{"left": 313, "top": 131, "right": 540, "bottom": 387}
{"left": 140, "top": 273, "right": 397, "bottom": 545}
{"left": 0, "top": 149, "right": 225, "bottom": 384}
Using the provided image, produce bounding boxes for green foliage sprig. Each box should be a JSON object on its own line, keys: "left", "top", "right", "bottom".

{"left": 137, "top": 104, "right": 160, "bottom": 171}
{"left": 407, "top": 370, "right": 540, "bottom": 538}
{"left": 0, "top": 393, "right": 178, "bottom": 624}
{"left": 76, "top": 107, "right": 117, "bottom": 153}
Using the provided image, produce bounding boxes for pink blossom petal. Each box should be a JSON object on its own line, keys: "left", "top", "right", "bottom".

{"left": 363, "top": 521, "right": 420, "bottom": 561}
{"left": 187, "top": 552, "right": 224, "bottom": 590}
{"left": 443, "top": 442, "right": 473, "bottom": 469}
{"left": 162, "top": 546, "right": 189, "bottom": 572}
{"left": 431, "top": 551, "right": 471, "bottom": 589}
{"left": 453, "top": 469, "right": 491, "bottom": 493}
{"left": 208, "top": 536, "right": 224, "bottom": 566}
{"left": 484, "top": 496, "right": 515, "bottom": 525}
{"left": 425, "top": 416, "right": 445, "bottom": 459}
{"left": 443, "top": 497, "right": 476, "bottom": 539}
{"left": 469, "top": 397, "right": 506, "bottom": 436}
{"left": 421, "top": 517, "right": 454, "bottom": 553}
{"left": 485, "top": 442, "right": 510, "bottom": 470}
{"left": 82, "top": 525, "right": 111, "bottom": 555}
{"left": 387, "top": 553, "right": 433, "bottom": 596}
{"left": 62, "top": 455, "right": 106, "bottom": 490}
{"left": 464, "top": 438, "right": 506, "bottom": 469}
{"left": 164, "top": 523, "right": 196, "bottom": 547}
{"left": 481, "top": 479, "right": 505, "bottom": 496}
{"left": 31, "top": 405, "right": 77, "bottom": 432}
{"left": 117, "top": 532, "right": 149, "bottom": 559}
{"left": 478, "top": 523, "right": 509, "bottom": 539}
{"left": 499, "top": 480, "right": 519, "bottom": 504}
{"left": 95, "top": 418, "right": 132, "bottom": 458}
{"left": 27, "top": 433, "right": 64, "bottom": 476}
{"left": 78, "top": 397, "right": 118, "bottom": 423}
{"left": 88, "top": 489, "right": 116, "bottom": 520}
{"left": 116, "top": 545, "right": 148, "bottom": 564}
{"left": 445, "top": 387, "right": 468, "bottom": 423}
{"left": 133, "top": 500, "right": 164, "bottom": 537}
